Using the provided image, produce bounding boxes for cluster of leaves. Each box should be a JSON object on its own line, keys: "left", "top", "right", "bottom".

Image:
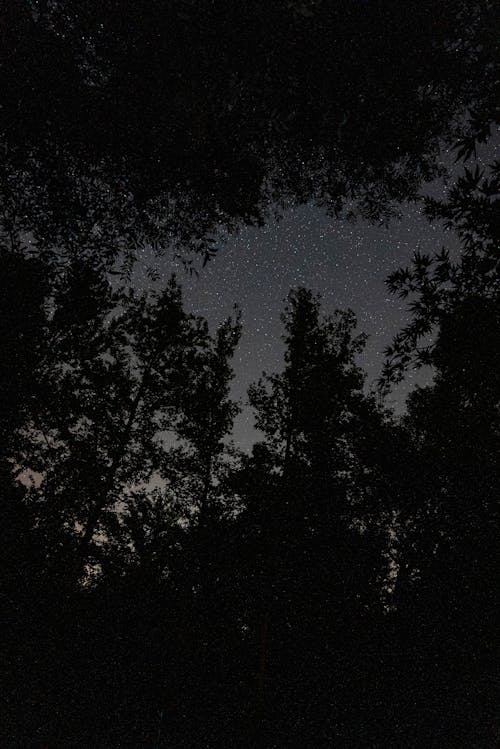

{"left": 0, "top": 246, "right": 242, "bottom": 588}
{"left": 382, "top": 159, "right": 500, "bottom": 384}
{"left": 1, "top": 0, "right": 498, "bottom": 258}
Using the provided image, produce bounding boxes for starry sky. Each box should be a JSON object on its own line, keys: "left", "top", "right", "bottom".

{"left": 136, "top": 141, "right": 498, "bottom": 452}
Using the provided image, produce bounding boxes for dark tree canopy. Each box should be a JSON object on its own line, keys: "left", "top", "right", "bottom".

{"left": 382, "top": 158, "right": 500, "bottom": 383}
{"left": 1, "top": 0, "right": 499, "bottom": 258}
{"left": 1, "top": 6, "right": 499, "bottom": 744}
{"left": 1, "top": 250, "right": 498, "bottom": 745}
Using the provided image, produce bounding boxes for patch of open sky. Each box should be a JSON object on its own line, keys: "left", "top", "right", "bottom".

{"left": 131, "top": 138, "right": 499, "bottom": 451}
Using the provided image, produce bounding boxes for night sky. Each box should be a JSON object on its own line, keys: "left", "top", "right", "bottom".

{"left": 136, "top": 141, "right": 498, "bottom": 452}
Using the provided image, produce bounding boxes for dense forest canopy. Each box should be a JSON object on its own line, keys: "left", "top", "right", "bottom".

{"left": 1, "top": 2, "right": 499, "bottom": 747}
{"left": 1, "top": 0, "right": 499, "bottom": 259}
{"left": 1, "top": 162, "right": 499, "bottom": 743}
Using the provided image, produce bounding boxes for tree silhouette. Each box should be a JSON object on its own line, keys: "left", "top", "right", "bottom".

{"left": 381, "top": 159, "right": 500, "bottom": 746}
{"left": 1, "top": 1, "right": 498, "bottom": 257}
{"left": 1, "top": 153, "right": 499, "bottom": 743}
{"left": 234, "top": 288, "right": 394, "bottom": 745}
{"left": 1, "top": 247, "right": 249, "bottom": 745}
{"left": 2, "top": 0, "right": 500, "bottom": 739}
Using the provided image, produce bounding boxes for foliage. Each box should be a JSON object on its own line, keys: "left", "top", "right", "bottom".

{"left": 382, "top": 159, "right": 500, "bottom": 384}
{"left": 1, "top": 1, "right": 498, "bottom": 259}
{"left": 1, "top": 200, "right": 498, "bottom": 744}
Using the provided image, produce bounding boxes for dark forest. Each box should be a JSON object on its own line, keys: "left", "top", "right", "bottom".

{"left": 1, "top": 2, "right": 499, "bottom": 747}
